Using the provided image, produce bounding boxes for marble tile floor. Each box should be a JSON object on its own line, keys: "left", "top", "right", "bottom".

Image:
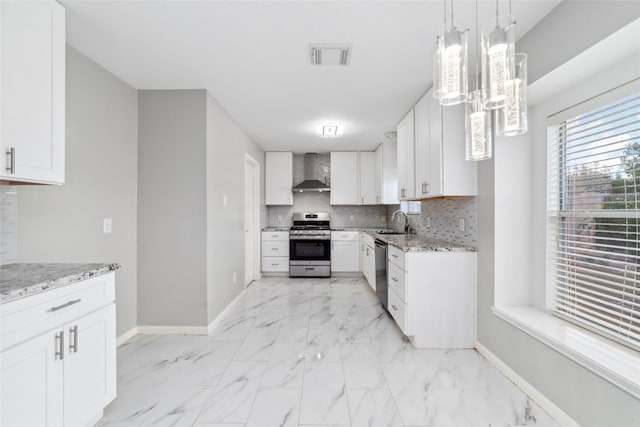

{"left": 97, "top": 276, "right": 558, "bottom": 427}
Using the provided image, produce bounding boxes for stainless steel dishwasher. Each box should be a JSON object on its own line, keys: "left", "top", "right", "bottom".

{"left": 374, "top": 239, "right": 388, "bottom": 310}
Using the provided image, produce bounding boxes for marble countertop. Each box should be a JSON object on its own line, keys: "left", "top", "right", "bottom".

{"left": 262, "top": 227, "right": 290, "bottom": 231}
{"left": 368, "top": 232, "right": 477, "bottom": 252}
{"left": 0, "top": 263, "right": 121, "bottom": 304}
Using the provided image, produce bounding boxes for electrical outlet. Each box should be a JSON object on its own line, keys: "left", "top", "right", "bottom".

{"left": 277, "top": 215, "right": 282, "bottom": 222}
{"left": 349, "top": 215, "right": 355, "bottom": 222}
{"left": 103, "top": 218, "right": 112, "bottom": 234}
{"left": 381, "top": 215, "right": 386, "bottom": 222}
{"left": 426, "top": 216, "right": 431, "bottom": 228}
{"left": 233, "top": 272, "right": 237, "bottom": 283}
{"left": 459, "top": 218, "right": 466, "bottom": 232}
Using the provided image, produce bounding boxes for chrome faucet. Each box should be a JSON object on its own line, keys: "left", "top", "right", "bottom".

{"left": 391, "top": 210, "right": 410, "bottom": 234}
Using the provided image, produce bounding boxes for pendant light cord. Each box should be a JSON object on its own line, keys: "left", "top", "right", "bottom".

{"left": 443, "top": 0, "right": 447, "bottom": 30}
{"left": 495, "top": 0, "right": 499, "bottom": 28}
{"left": 475, "top": 0, "right": 479, "bottom": 91}
{"left": 450, "top": 0, "right": 454, "bottom": 29}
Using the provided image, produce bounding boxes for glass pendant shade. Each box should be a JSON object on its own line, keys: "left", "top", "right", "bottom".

{"left": 432, "top": 49, "right": 442, "bottom": 100}
{"left": 436, "top": 27, "right": 468, "bottom": 106}
{"left": 465, "top": 90, "right": 493, "bottom": 161}
{"left": 481, "top": 15, "right": 516, "bottom": 110}
{"left": 497, "top": 53, "right": 528, "bottom": 136}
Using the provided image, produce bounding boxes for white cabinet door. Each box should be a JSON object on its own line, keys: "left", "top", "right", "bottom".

{"left": 265, "top": 152, "right": 293, "bottom": 205}
{"left": 397, "top": 109, "right": 415, "bottom": 200}
{"left": 63, "top": 304, "right": 116, "bottom": 427}
{"left": 376, "top": 142, "right": 398, "bottom": 205}
{"left": 364, "top": 244, "right": 375, "bottom": 291}
{"left": 331, "top": 241, "right": 360, "bottom": 272}
{"left": 441, "top": 104, "right": 477, "bottom": 196}
{"left": 359, "top": 152, "right": 376, "bottom": 205}
{"left": 1, "top": 0, "right": 65, "bottom": 184}
{"left": 414, "top": 91, "right": 431, "bottom": 198}
{"left": 330, "top": 152, "right": 359, "bottom": 205}
{"left": 428, "top": 93, "right": 444, "bottom": 196}
{"left": 0, "top": 329, "right": 64, "bottom": 427}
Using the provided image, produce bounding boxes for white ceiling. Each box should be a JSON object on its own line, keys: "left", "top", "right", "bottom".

{"left": 62, "top": 0, "right": 561, "bottom": 152}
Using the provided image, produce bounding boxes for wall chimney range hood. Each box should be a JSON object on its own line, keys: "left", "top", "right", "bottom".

{"left": 292, "top": 153, "right": 330, "bottom": 193}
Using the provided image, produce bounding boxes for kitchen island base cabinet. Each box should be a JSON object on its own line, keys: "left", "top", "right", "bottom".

{"left": 388, "top": 250, "right": 475, "bottom": 349}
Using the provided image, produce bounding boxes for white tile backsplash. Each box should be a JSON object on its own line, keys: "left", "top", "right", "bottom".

{"left": 0, "top": 185, "right": 18, "bottom": 265}
{"left": 268, "top": 192, "right": 388, "bottom": 228}
{"left": 388, "top": 197, "right": 477, "bottom": 247}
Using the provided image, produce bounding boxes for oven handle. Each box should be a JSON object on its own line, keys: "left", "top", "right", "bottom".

{"left": 289, "top": 236, "right": 331, "bottom": 241}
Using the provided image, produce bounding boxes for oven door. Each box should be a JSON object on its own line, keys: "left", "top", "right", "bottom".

{"left": 289, "top": 238, "right": 331, "bottom": 262}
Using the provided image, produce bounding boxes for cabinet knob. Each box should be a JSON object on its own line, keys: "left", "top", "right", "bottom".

{"left": 391, "top": 276, "right": 398, "bottom": 282}
{"left": 391, "top": 304, "right": 398, "bottom": 311}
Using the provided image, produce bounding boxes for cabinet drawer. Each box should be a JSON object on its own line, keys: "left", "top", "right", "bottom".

{"left": 388, "top": 245, "right": 407, "bottom": 271}
{"left": 388, "top": 287, "right": 408, "bottom": 335}
{"left": 361, "top": 232, "right": 375, "bottom": 249}
{"left": 262, "top": 231, "right": 289, "bottom": 241}
{"left": 262, "top": 241, "right": 289, "bottom": 257}
{"left": 388, "top": 262, "right": 407, "bottom": 302}
{"left": 262, "top": 257, "right": 289, "bottom": 272}
{"left": 1, "top": 273, "right": 115, "bottom": 352}
{"left": 331, "top": 231, "right": 360, "bottom": 241}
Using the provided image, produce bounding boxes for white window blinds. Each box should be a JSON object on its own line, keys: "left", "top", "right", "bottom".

{"left": 548, "top": 79, "right": 640, "bottom": 350}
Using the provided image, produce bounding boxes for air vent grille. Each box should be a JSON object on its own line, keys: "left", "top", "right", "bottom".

{"left": 310, "top": 44, "right": 351, "bottom": 66}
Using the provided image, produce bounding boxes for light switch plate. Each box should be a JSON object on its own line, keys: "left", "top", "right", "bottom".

{"left": 426, "top": 216, "right": 431, "bottom": 228}
{"left": 277, "top": 215, "right": 282, "bottom": 222}
{"left": 103, "top": 218, "right": 112, "bottom": 234}
{"left": 459, "top": 218, "right": 466, "bottom": 232}
{"left": 223, "top": 195, "right": 228, "bottom": 207}
{"left": 349, "top": 215, "right": 355, "bottom": 222}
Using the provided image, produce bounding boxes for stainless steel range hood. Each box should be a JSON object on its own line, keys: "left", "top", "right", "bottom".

{"left": 292, "top": 153, "right": 330, "bottom": 193}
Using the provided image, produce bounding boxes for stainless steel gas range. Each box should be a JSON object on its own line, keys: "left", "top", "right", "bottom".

{"left": 289, "top": 212, "right": 331, "bottom": 278}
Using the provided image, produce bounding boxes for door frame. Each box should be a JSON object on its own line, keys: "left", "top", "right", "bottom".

{"left": 244, "top": 153, "right": 261, "bottom": 286}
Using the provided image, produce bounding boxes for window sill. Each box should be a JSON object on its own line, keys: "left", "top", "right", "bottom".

{"left": 492, "top": 306, "right": 640, "bottom": 400}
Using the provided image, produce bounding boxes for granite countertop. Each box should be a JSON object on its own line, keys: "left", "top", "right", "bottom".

{"left": 262, "top": 227, "right": 290, "bottom": 231}
{"left": 0, "top": 263, "right": 121, "bottom": 304}
{"left": 368, "top": 232, "right": 477, "bottom": 252}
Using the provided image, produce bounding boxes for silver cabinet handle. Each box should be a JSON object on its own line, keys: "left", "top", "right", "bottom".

{"left": 271, "top": 234, "right": 279, "bottom": 238}
{"left": 69, "top": 325, "right": 78, "bottom": 353}
{"left": 305, "top": 267, "right": 315, "bottom": 271}
{"left": 376, "top": 195, "right": 379, "bottom": 203}
{"left": 361, "top": 196, "right": 364, "bottom": 204}
{"left": 48, "top": 299, "right": 82, "bottom": 312}
{"left": 271, "top": 263, "right": 279, "bottom": 266}
{"left": 272, "top": 247, "right": 279, "bottom": 250}
{"left": 55, "top": 331, "right": 64, "bottom": 360}
{"left": 6, "top": 147, "right": 15, "bottom": 174}
{"left": 366, "top": 248, "right": 370, "bottom": 256}
{"left": 391, "top": 304, "right": 398, "bottom": 311}
{"left": 391, "top": 254, "right": 398, "bottom": 259}
{"left": 391, "top": 276, "right": 398, "bottom": 282}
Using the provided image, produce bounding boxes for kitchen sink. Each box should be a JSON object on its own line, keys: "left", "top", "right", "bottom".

{"left": 375, "top": 230, "right": 405, "bottom": 235}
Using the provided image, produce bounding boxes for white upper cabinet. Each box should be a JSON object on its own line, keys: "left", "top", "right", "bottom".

{"left": 265, "top": 152, "right": 293, "bottom": 205}
{"left": 1, "top": 0, "right": 65, "bottom": 184}
{"left": 396, "top": 87, "right": 476, "bottom": 200}
{"left": 359, "top": 151, "right": 376, "bottom": 205}
{"left": 428, "top": 90, "right": 476, "bottom": 197}
{"left": 375, "top": 142, "right": 398, "bottom": 204}
{"left": 330, "top": 152, "right": 359, "bottom": 205}
{"left": 397, "top": 109, "right": 415, "bottom": 200}
{"left": 414, "top": 92, "right": 431, "bottom": 198}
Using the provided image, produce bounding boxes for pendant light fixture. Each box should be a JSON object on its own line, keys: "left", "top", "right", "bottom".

{"left": 497, "top": 52, "right": 528, "bottom": 136}
{"left": 481, "top": 0, "right": 516, "bottom": 110}
{"left": 433, "top": 0, "right": 468, "bottom": 106}
{"left": 465, "top": 0, "right": 492, "bottom": 161}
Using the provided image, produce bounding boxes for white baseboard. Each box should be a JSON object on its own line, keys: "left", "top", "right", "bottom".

{"left": 475, "top": 341, "right": 580, "bottom": 427}
{"left": 116, "top": 326, "right": 139, "bottom": 347}
{"left": 136, "top": 325, "right": 209, "bottom": 335}
{"left": 208, "top": 289, "right": 247, "bottom": 335}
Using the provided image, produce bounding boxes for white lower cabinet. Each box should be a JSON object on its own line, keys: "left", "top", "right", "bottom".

{"left": 387, "top": 248, "right": 476, "bottom": 348}
{"left": 331, "top": 231, "right": 360, "bottom": 272}
{"left": 360, "top": 233, "right": 376, "bottom": 290}
{"left": 262, "top": 231, "right": 289, "bottom": 273}
{"left": 0, "top": 273, "right": 116, "bottom": 427}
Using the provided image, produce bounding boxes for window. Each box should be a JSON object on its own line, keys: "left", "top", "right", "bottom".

{"left": 547, "top": 81, "right": 640, "bottom": 350}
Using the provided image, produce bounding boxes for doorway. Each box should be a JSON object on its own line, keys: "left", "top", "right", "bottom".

{"left": 244, "top": 154, "right": 261, "bottom": 286}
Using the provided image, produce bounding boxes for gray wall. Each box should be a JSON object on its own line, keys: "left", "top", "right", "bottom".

{"left": 206, "top": 93, "right": 265, "bottom": 324}
{"left": 477, "top": 3, "right": 640, "bottom": 425}
{"left": 17, "top": 47, "right": 138, "bottom": 336}
{"left": 137, "top": 90, "right": 208, "bottom": 327}
{"left": 518, "top": 0, "right": 640, "bottom": 84}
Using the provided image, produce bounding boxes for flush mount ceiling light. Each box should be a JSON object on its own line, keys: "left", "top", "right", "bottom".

{"left": 316, "top": 123, "right": 345, "bottom": 138}
{"left": 310, "top": 44, "right": 351, "bottom": 66}
{"left": 384, "top": 131, "right": 397, "bottom": 140}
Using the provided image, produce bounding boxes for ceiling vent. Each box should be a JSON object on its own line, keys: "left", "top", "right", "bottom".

{"left": 310, "top": 44, "right": 351, "bottom": 66}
